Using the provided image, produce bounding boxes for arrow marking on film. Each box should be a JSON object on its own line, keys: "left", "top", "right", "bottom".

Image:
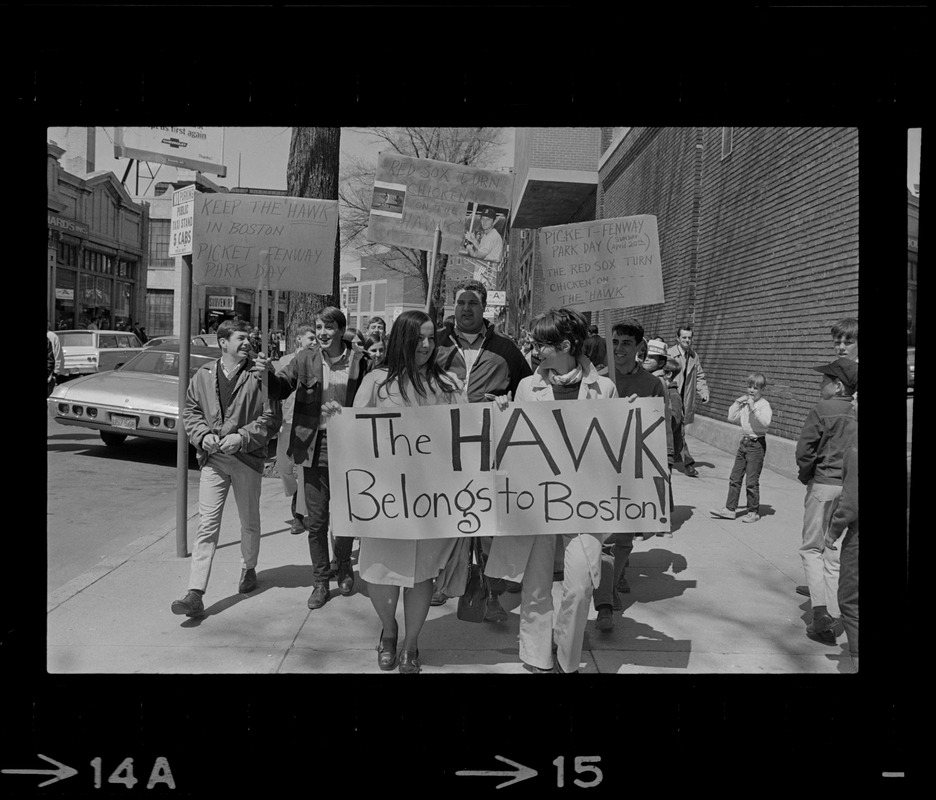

{"left": 2, "top": 754, "right": 79, "bottom": 788}
{"left": 456, "top": 755, "right": 538, "bottom": 789}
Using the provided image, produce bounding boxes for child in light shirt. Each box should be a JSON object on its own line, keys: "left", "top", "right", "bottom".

{"left": 710, "top": 373, "right": 773, "bottom": 523}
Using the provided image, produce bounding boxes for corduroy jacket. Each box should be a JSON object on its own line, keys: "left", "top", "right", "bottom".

{"left": 183, "top": 357, "right": 282, "bottom": 472}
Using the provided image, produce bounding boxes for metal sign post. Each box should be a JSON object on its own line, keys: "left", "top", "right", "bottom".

{"left": 170, "top": 185, "right": 196, "bottom": 559}
{"left": 175, "top": 254, "right": 193, "bottom": 558}
{"left": 425, "top": 223, "right": 441, "bottom": 314}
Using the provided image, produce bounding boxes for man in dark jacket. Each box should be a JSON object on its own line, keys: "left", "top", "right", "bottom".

{"left": 433, "top": 279, "right": 532, "bottom": 616}
{"left": 263, "top": 307, "right": 367, "bottom": 610}
{"left": 795, "top": 357, "right": 858, "bottom": 644}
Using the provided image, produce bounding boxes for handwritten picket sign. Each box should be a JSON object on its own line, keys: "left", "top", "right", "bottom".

{"left": 366, "top": 153, "right": 514, "bottom": 256}
{"left": 538, "top": 215, "right": 664, "bottom": 312}
{"left": 327, "top": 398, "right": 669, "bottom": 539}
{"left": 191, "top": 192, "right": 337, "bottom": 293}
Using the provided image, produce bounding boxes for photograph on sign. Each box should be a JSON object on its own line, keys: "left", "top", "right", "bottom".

{"left": 461, "top": 202, "right": 507, "bottom": 264}
{"left": 539, "top": 215, "right": 664, "bottom": 313}
{"left": 191, "top": 192, "right": 338, "bottom": 294}
{"left": 113, "top": 126, "right": 227, "bottom": 177}
{"left": 369, "top": 181, "right": 406, "bottom": 219}
{"left": 366, "top": 152, "right": 514, "bottom": 258}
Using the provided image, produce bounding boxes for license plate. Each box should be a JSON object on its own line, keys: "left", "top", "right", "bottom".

{"left": 111, "top": 414, "right": 138, "bottom": 430}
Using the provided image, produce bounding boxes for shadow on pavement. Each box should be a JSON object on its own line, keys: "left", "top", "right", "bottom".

{"left": 669, "top": 504, "right": 693, "bottom": 532}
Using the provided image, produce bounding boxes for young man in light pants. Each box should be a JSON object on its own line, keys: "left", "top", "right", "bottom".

{"left": 794, "top": 357, "right": 858, "bottom": 644}
{"left": 171, "top": 320, "right": 281, "bottom": 617}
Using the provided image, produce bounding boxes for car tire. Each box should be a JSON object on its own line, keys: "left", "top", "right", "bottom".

{"left": 100, "top": 431, "right": 128, "bottom": 446}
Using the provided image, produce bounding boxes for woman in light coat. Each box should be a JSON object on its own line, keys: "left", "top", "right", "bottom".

{"left": 485, "top": 308, "right": 618, "bottom": 674}
{"left": 352, "top": 310, "right": 466, "bottom": 674}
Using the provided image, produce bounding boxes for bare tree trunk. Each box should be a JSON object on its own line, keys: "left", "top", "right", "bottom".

{"left": 284, "top": 127, "right": 340, "bottom": 346}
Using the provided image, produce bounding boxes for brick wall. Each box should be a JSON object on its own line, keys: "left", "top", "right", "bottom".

{"left": 597, "top": 126, "right": 859, "bottom": 440}
{"left": 599, "top": 127, "right": 704, "bottom": 343}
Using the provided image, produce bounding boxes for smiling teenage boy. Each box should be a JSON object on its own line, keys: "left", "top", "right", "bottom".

{"left": 262, "top": 307, "right": 368, "bottom": 610}
{"left": 171, "top": 320, "right": 282, "bottom": 617}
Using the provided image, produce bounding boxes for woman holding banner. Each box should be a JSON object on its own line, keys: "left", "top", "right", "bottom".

{"left": 485, "top": 308, "right": 619, "bottom": 674}
{"left": 353, "top": 310, "right": 467, "bottom": 674}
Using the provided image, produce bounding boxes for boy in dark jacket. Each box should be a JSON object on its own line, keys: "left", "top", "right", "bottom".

{"left": 826, "top": 395, "right": 858, "bottom": 672}
{"left": 795, "top": 357, "right": 858, "bottom": 644}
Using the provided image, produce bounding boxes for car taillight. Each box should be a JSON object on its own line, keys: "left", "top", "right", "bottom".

{"left": 72, "top": 406, "right": 83, "bottom": 416}
{"left": 86, "top": 408, "right": 98, "bottom": 418}
{"left": 86, "top": 356, "right": 96, "bottom": 363}
{"left": 149, "top": 416, "right": 161, "bottom": 427}
{"left": 165, "top": 418, "right": 176, "bottom": 429}
{"left": 58, "top": 403, "right": 69, "bottom": 414}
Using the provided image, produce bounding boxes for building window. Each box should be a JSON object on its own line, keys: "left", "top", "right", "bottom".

{"left": 721, "top": 127, "right": 734, "bottom": 159}
{"left": 347, "top": 286, "right": 359, "bottom": 305}
{"left": 148, "top": 219, "right": 174, "bottom": 269}
{"left": 146, "top": 289, "right": 174, "bottom": 338}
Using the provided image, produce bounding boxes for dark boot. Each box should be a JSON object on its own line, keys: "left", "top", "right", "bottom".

{"left": 307, "top": 582, "right": 330, "bottom": 610}
{"left": 337, "top": 561, "right": 355, "bottom": 596}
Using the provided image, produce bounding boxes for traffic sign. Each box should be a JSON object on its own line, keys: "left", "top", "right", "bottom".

{"left": 169, "top": 185, "right": 195, "bottom": 257}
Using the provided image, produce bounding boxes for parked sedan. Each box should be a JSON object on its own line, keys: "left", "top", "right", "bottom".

{"left": 57, "top": 329, "right": 145, "bottom": 377}
{"left": 48, "top": 344, "right": 218, "bottom": 447}
{"left": 144, "top": 334, "right": 219, "bottom": 349}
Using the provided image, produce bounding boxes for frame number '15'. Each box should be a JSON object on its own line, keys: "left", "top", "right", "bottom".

{"left": 553, "top": 756, "right": 603, "bottom": 788}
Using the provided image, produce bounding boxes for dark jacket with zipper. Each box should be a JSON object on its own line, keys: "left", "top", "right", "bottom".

{"left": 434, "top": 321, "right": 531, "bottom": 403}
{"left": 795, "top": 395, "right": 857, "bottom": 485}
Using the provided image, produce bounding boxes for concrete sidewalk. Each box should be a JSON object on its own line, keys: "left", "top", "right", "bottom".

{"left": 47, "top": 435, "right": 853, "bottom": 674}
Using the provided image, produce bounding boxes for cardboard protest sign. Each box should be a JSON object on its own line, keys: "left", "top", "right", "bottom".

{"left": 539, "top": 215, "right": 664, "bottom": 312}
{"left": 328, "top": 398, "right": 669, "bottom": 540}
{"left": 366, "top": 153, "right": 513, "bottom": 258}
{"left": 192, "top": 192, "right": 337, "bottom": 293}
{"left": 328, "top": 405, "right": 498, "bottom": 540}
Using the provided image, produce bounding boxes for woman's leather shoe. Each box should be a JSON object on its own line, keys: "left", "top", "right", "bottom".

{"left": 377, "top": 629, "right": 398, "bottom": 670}
{"left": 398, "top": 649, "right": 421, "bottom": 674}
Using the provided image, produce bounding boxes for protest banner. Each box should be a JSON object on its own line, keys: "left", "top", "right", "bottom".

{"left": 328, "top": 398, "right": 669, "bottom": 540}
{"left": 538, "top": 215, "right": 664, "bottom": 313}
{"left": 366, "top": 153, "right": 514, "bottom": 257}
{"left": 191, "top": 192, "right": 337, "bottom": 293}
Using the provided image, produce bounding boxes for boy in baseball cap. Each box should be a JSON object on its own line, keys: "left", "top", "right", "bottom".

{"left": 794, "top": 356, "right": 858, "bottom": 644}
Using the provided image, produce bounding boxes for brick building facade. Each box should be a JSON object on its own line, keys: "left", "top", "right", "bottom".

{"left": 598, "top": 127, "right": 859, "bottom": 440}
{"left": 508, "top": 126, "right": 859, "bottom": 454}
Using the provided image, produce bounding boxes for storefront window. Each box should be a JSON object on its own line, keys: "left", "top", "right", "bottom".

{"left": 55, "top": 268, "right": 76, "bottom": 330}
{"left": 79, "top": 273, "right": 112, "bottom": 329}
{"left": 114, "top": 280, "right": 133, "bottom": 331}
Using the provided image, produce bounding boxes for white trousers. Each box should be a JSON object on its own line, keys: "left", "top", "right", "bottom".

{"left": 188, "top": 453, "right": 262, "bottom": 593}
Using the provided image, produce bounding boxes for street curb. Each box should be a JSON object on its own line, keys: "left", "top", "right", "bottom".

{"left": 47, "top": 512, "right": 198, "bottom": 614}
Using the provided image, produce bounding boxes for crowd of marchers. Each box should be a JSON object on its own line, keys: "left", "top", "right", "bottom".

{"left": 159, "top": 282, "right": 858, "bottom": 675}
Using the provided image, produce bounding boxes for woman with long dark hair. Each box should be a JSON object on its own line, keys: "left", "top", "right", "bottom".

{"left": 353, "top": 310, "right": 466, "bottom": 673}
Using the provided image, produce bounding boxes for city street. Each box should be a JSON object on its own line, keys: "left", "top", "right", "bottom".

{"left": 46, "top": 415, "right": 200, "bottom": 594}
